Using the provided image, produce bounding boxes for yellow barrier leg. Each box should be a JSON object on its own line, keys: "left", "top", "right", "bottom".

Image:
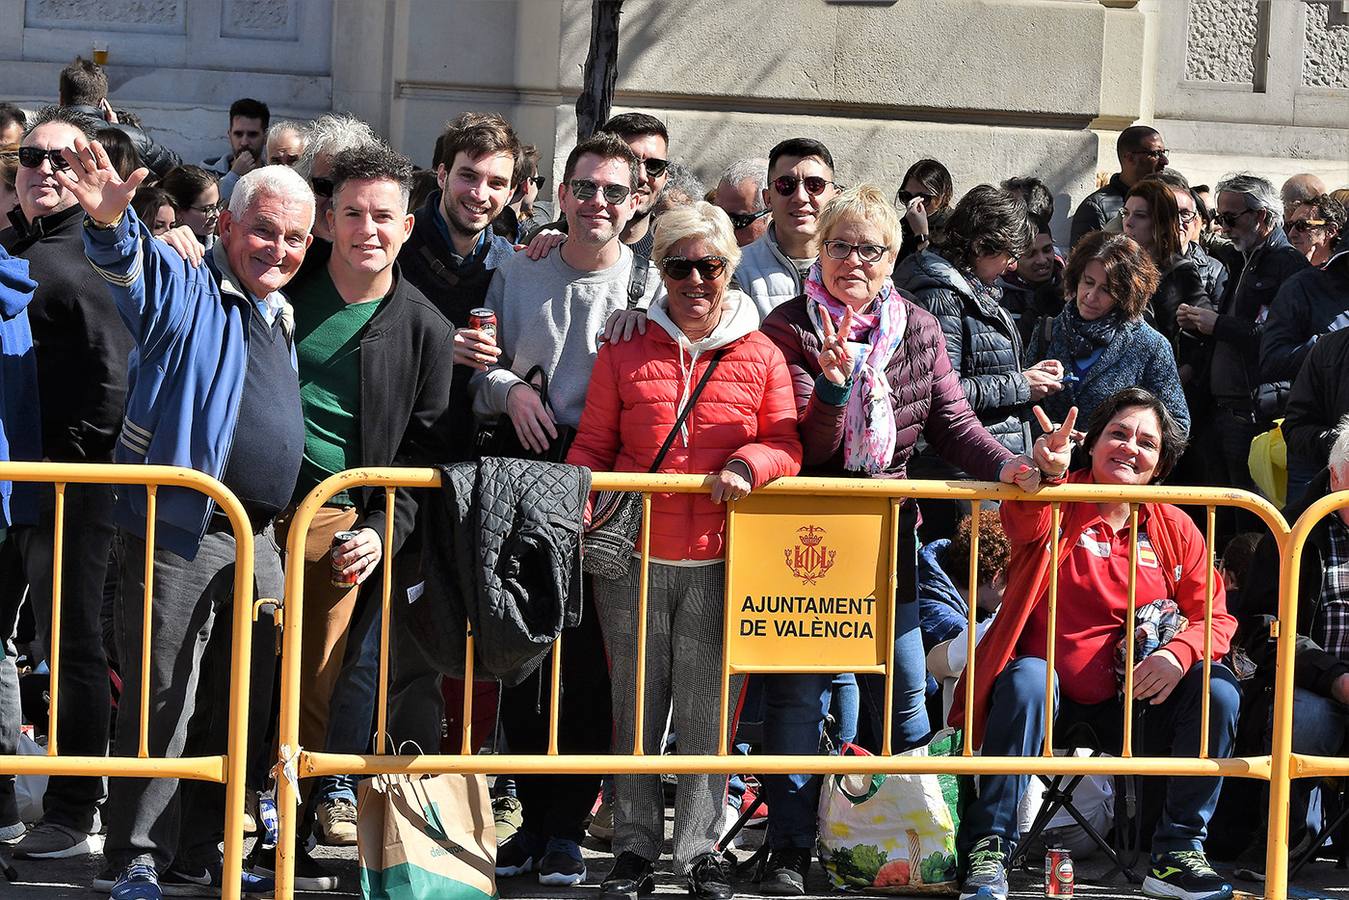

{"left": 1267, "top": 531, "right": 1298, "bottom": 900}
{"left": 221, "top": 519, "right": 257, "bottom": 900}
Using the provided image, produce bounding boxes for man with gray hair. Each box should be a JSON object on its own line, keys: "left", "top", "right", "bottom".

{"left": 296, "top": 113, "right": 379, "bottom": 245}
{"left": 58, "top": 137, "right": 314, "bottom": 898}
{"left": 713, "top": 157, "right": 770, "bottom": 247}
{"left": 1174, "top": 173, "right": 1307, "bottom": 522}
{"left": 1240, "top": 412, "right": 1349, "bottom": 879}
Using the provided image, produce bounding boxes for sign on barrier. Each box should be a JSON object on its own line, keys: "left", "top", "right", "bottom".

{"left": 726, "top": 494, "right": 891, "bottom": 671}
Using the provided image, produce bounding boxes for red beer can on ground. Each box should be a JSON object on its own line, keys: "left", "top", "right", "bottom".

{"left": 1045, "top": 848, "right": 1074, "bottom": 897}
{"left": 330, "top": 530, "right": 361, "bottom": 589}
{"left": 468, "top": 308, "right": 497, "bottom": 341}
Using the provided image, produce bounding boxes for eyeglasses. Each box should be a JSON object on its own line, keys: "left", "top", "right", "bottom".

{"left": 726, "top": 208, "right": 770, "bottom": 230}
{"left": 895, "top": 189, "right": 936, "bottom": 205}
{"left": 1214, "top": 208, "right": 1256, "bottom": 229}
{"left": 567, "top": 178, "right": 631, "bottom": 204}
{"left": 1178, "top": 209, "right": 1198, "bottom": 225}
{"left": 660, "top": 255, "right": 728, "bottom": 280}
{"left": 529, "top": 175, "right": 547, "bottom": 189}
{"left": 269, "top": 153, "right": 301, "bottom": 166}
{"left": 1288, "top": 219, "right": 1331, "bottom": 234}
{"left": 190, "top": 202, "right": 223, "bottom": 216}
{"left": 17, "top": 147, "right": 70, "bottom": 171}
{"left": 822, "top": 240, "right": 888, "bottom": 264}
{"left": 1132, "top": 148, "right": 1169, "bottom": 160}
{"left": 638, "top": 157, "right": 669, "bottom": 178}
{"left": 772, "top": 175, "right": 836, "bottom": 197}
{"left": 310, "top": 176, "right": 334, "bottom": 199}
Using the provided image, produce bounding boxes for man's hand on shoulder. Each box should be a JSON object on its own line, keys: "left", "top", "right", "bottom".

{"left": 55, "top": 137, "right": 148, "bottom": 227}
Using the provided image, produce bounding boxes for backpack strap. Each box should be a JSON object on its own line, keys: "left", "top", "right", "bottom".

{"left": 627, "top": 252, "right": 650, "bottom": 310}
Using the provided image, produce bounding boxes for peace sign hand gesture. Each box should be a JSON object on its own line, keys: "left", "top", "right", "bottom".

{"left": 52, "top": 137, "right": 149, "bottom": 227}
{"left": 817, "top": 302, "right": 855, "bottom": 387}
{"left": 1031, "top": 405, "right": 1078, "bottom": 479}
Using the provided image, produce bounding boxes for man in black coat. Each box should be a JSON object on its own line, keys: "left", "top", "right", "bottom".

{"left": 1282, "top": 325, "right": 1349, "bottom": 506}
{"left": 1069, "top": 125, "right": 1168, "bottom": 247}
{"left": 58, "top": 57, "right": 180, "bottom": 176}
{"left": 0, "top": 105, "right": 131, "bottom": 859}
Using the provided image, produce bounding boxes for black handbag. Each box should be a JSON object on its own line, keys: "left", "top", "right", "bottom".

{"left": 583, "top": 349, "right": 727, "bottom": 579}
{"left": 475, "top": 365, "right": 577, "bottom": 463}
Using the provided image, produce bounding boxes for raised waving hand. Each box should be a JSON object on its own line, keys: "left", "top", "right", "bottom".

{"left": 51, "top": 137, "right": 149, "bottom": 227}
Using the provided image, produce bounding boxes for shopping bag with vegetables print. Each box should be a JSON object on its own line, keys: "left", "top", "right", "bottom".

{"left": 816, "top": 742, "right": 958, "bottom": 894}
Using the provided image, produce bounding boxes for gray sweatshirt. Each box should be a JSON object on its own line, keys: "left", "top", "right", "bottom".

{"left": 471, "top": 242, "right": 663, "bottom": 427}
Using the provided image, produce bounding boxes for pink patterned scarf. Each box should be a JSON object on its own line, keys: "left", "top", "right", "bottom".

{"left": 804, "top": 263, "right": 908, "bottom": 473}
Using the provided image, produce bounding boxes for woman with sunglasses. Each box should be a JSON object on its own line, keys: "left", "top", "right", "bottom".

{"left": 895, "top": 185, "right": 1057, "bottom": 538}
{"left": 893, "top": 158, "right": 954, "bottom": 264}
{"left": 567, "top": 201, "right": 801, "bottom": 900}
{"left": 757, "top": 185, "right": 1048, "bottom": 894}
{"left": 157, "top": 164, "right": 221, "bottom": 248}
{"left": 1284, "top": 192, "right": 1345, "bottom": 268}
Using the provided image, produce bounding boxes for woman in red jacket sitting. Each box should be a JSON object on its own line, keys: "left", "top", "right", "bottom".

{"left": 566, "top": 201, "right": 802, "bottom": 900}
{"left": 953, "top": 387, "right": 1239, "bottom": 900}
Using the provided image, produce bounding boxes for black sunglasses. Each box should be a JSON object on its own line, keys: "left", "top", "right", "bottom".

{"left": 310, "top": 176, "right": 334, "bottom": 199}
{"left": 17, "top": 147, "right": 70, "bottom": 171}
{"left": 639, "top": 157, "right": 669, "bottom": 178}
{"left": 1287, "top": 219, "right": 1331, "bottom": 234}
{"left": 895, "top": 189, "right": 936, "bottom": 206}
{"left": 568, "top": 179, "right": 631, "bottom": 204}
{"left": 529, "top": 175, "right": 547, "bottom": 189}
{"left": 772, "top": 175, "right": 836, "bottom": 197}
{"left": 1214, "top": 208, "right": 1256, "bottom": 229}
{"left": 661, "top": 255, "right": 728, "bottom": 280}
{"left": 727, "top": 208, "right": 770, "bottom": 230}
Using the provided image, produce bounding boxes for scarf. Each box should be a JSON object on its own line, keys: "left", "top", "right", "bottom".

{"left": 1059, "top": 303, "right": 1123, "bottom": 360}
{"left": 804, "top": 263, "right": 908, "bottom": 474}
{"left": 959, "top": 267, "right": 1003, "bottom": 310}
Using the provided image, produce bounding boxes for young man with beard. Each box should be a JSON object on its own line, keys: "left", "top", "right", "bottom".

{"left": 998, "top": 221, "right": 1063, "bottom": 349}
{"left": 469, "top": 131, "right": 660, "bottom": 887}
{"left": 735, "top": 138, "right": 839, "bottom": 318}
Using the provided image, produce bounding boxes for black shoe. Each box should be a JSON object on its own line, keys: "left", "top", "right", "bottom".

{"left": 601, "top": 851, "right": 655, "bottom": 900}
{"left": 688, "top": 852, "right": 734, "bottom": 900}
{"left": 1141, "top": 849, "right": 1232, "bottom": 900}
{"left": 247, "top": 843, "right": 339, "bottom": 892}
{"left": 958, "top": 835, "right": 1008, "bottom": 900}
{"left": 759, "top": 847, "right": 809, "bottom": 896}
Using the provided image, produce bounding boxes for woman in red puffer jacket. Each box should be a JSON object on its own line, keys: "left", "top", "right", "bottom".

{"left": 566, "top": 201, "right": 801, "bottom": 900}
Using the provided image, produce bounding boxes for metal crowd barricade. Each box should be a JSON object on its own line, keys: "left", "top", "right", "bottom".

{"left": 0, "top": 462, "right": 258, "bottom": 900}
{"left": 273, "top": 469, "right": 1296, "bottom": 900}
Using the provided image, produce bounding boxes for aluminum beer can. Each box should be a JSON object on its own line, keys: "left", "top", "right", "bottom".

{"left": 330, "top": 530, "right": 361, "bottom": 588}
{"left": 468, "top": 308, "right": 497, "bottom": 341}
{"left": 1045, "top": 848, "right": 1074, "bottom": 897}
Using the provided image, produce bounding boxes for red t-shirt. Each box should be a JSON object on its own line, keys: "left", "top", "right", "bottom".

{"left": 1016, "top": 507, "right": 1175, "bottom": 705}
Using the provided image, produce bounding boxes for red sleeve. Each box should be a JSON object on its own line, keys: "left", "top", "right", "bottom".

{"left": 999, "top": 494, "right": 1055, "bottom": 546}
{"left": 730, "top": 341, "right": 804, "bottom": 486}
{"left": 565, "top": 342, "right": 624, "bottom": 473}
{"left": 1159, "top": 509, "right": 1236, "bottom": 670}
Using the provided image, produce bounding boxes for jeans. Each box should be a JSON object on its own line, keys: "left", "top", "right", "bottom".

{"left": 958, "top": 656, "right": 1240, "bottom": 858}
{"left": 1, "top": 483, "right": 115, "bottom": 833}
{"left": 314, "top": 584, "right": 383, "bottom": 806}
{"left": 1284, "top": 687, "right": 1349, "bottom": 844}
{"left": 761, "top": 597, "right": 928, "bottom": 848}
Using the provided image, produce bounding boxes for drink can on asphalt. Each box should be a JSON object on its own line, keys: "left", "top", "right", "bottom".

{"left": 1045, "top": 847, "right": 1074, "bottom": 897}
{"left": 330, "top": 530, "right": 361, "bottom": 588}
{"left": 468, "top": 308, "right": 497, "bottom": 341}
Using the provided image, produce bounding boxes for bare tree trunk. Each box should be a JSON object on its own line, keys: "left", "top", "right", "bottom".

{"left": 575, "top": 0, "right": 623, "bottom": 141}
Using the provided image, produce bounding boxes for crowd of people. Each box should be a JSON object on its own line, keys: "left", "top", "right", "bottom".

{"left": 1, "top": 53, "right": 1348, "bottom": 900}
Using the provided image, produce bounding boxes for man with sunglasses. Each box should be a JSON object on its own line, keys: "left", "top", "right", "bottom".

{"left": 1069, "top": 124, "right": 1168, "bottom": 248}
{"left": 713, "top": 157, "right": 771, "bottom": 247}
{"left": 470, "top": 131, "right": 659, "bottom": 888}
{"left": 736, "top": 138, "right": 839, "bottom": 318}
{"left": 0, "top": 106, "right": 132, "bottom": 862}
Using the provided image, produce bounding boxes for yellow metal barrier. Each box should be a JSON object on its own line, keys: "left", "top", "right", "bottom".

{"left": 275, "top": 469, "right": 1295, "bottom": 900}
{"left": 0, "top": 462, "right": 257, "bottom": 900}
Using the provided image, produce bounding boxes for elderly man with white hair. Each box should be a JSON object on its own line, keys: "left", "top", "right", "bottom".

{"left": 57, "top": 137, "right": 315, "bottom": 900}
{"left": 1240, "top": 413, "right": 1349, "bottom": 879}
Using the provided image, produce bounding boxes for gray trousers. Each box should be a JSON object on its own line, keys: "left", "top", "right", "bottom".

{"left": 594, "top": 561, "right": 741, "bottom": 872}
{"left": 104, "top": 523, "right": 282, "bottom": 871}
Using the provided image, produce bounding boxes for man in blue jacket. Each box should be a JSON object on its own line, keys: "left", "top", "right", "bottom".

{"left": 55, "top": 137, "right": 314, "bottom": 900}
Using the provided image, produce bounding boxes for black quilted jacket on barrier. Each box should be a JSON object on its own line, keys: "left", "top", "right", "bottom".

{"left": 411, "top": 458, "right": 591, "bottom": 686}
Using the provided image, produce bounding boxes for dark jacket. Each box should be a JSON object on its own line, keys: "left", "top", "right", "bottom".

{"left": 998, "top": 260, "right": 1064, "bottom": 350}
{"left": 918, "top": 539, "right": 969, "bottom": 653}
{"left": 400, "top": 190, "right": 516, "bottom": 462}
{"left": 0, "top": 247, "right": 40, "bottom": 529}
{"left": 1028, "top": 311, "right": 1191, "bottom": 436}
{"left": 287, "top": 262, "right": 456, "bottom": 554}
{"left": 1258, "top": 249, "right": 1349, "bottom": 386}
{"left": 1189, "top": 241, "right": 1230, "bottom": 308}
{"left": 760, "top": 293, "right": 1013, "bottom": 479}
{"left": 1240, "top": 468, "right": 1349, "bottom": 698}
{"left": 1144, "top": 255, "right": 1212, "bottom": 375}
{"left": 895, "top": 249, "right": 1031, "bottom": 455}
{"left": 2, "top": 204, "right": 131, "bottom": 463}
{"left": 67, "top": 105, "right": 182, "bottom": 176}
{"left": 1207, "top": 228, "right": 1310, "bottom": 411}
{"left": 1283, "top": 325, "right": 1349, "bottom": 471}
{"left": 412, "top": 458, "right": 589, "bottom": 686}
{"left": 1070, "top": 173, "right": 1129, "bottom": 248}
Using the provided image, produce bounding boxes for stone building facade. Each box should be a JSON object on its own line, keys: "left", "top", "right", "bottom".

{"left": 2, "top": 0, "right": 1346, "bottom": 238}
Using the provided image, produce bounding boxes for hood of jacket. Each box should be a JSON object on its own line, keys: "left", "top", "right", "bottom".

{"left": 647, "top": 286, "right": 760, "bottom": 356}
{"left": 918, "top": 539, "right": 968, "bottom": 616}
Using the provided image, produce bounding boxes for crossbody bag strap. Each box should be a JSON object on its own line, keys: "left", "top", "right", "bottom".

{"left": 648, "top": 348, "right": 727, "bottom": 473}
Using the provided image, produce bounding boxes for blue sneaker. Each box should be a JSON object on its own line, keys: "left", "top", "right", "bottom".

{"left": 538, "top": 837, "right": 586, "bottom": 887}
{"left": 163, "top": 856, "right": 275, "bottom": 897}
{"left": 111, "top": 863, "right": 162, "bottom": 900}
{"left": 496, "top": 830, "right": 543, "bottom": 877}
